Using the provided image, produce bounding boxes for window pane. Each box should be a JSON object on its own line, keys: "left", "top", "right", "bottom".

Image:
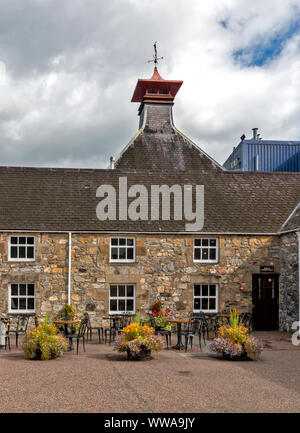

{"left": 194, "top": 248, "right": 200, "bottom": 260}
{"left": 11, "top": 237, "right": 18, "bottom": 245}
{"left": 202, "top": 285, "right": 208, "bottom": 296}
{"left": 119, "top": 238, "right": 126, "bottom": 246}
{"left": 127, "top": 239, "right": 134, "bottom": 246}
{"left": 11, "top": 284, "right": 18, "bottom": 296}
{"left": 209, "top": 298, "right": 216, "bottom": 310}
{"left": 110, "top": 286, "right": 117, "bottom": 297}
{"left": 19, "top": 247, "right": 26, "bottom": 258}
{"left": 127, "top": 248, "right": 134, "bottom": 260}
{"left": 110, "top": 299, "right": 117, "bottom": 311}
{"left": 209, "top": 249, "right": 216, "bottom": 260}
{"left": 111, "top": 238, "right": 118, "bottom": 246}
{"left": 119, "top": 248, "right": 126, "bottom": 260}
{"left": 20, "top": 284, "right": 26, "bottom": 296}
{"left": 194, "top": 285, "right": 200, "bottom": 296}
{"left": 27, "top": 237, "right": 34, "bottom": 245}
{"left": 127, "top": 299, "right": 134, "bottom": 312}
{"left": 11, "top": 298, "right": 18, "bottom": 310}
{"left": 19, "top": 298, "right": 26, "bottom": 310}
{"left": 202, "top": 239, "right": 208, "bottom": 246}
{"left": 10, "top": 246, "right": 18, "bottom": 258}
{"left": 194, "top": 298, "right": 200, "bottom": 310}
{"left": 27, "top": 298, "right": 35, "bottom": 310}
{"left": 209, "top": 285, "right": 216, "bottom": 296}
{"left": 127, "top": 285, "right": 134, "bottom": 297}
{"left": 209, "top": 239, "right": 216, "bottom": 247}
{"left": 202, "top": 249, "right": 208, "bottom": 260}
{"left": 19, "top": 237, "right": 26, "bottom": 245}
{"left": 119, "top": 285, "right": 125, "bottom": 297}
{"left": 27, "top": 247, "right": 34, "bottom": 259}
{"left": 111, "top": 248, "right": 118, "bottom": 260}
{"left": 119, "top": 300, "right": 126, "bottom": 311}
{"left": 27, "top": 284, "right": 35, "bottom": 296}
{"left": 202, "top": 298, "right": 208, "bottom": 310}
{"left": 194, "top": 239, "right": 201, "bottom": 246}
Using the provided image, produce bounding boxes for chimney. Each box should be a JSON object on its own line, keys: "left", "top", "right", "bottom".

{"left": 252, "top": 128, "right": 258, "bottom": 140}
{"left": 109, "top": 156, "right": 115, "bottom": 169}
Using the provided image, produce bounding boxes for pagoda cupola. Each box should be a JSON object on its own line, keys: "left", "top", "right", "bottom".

{"left": 131, "top": 43, "right": 183, "bottom": 115}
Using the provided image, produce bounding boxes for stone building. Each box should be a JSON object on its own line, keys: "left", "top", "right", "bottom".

{"left": 0, "top": 64, "right": 299, "bottom": 331}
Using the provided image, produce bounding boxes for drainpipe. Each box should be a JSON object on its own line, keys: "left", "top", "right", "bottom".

{"left": 68, "top": 232, "right": 72, "bottom": 305}
{"left": 297, "top": 232, "right": 300, "bottom": 325}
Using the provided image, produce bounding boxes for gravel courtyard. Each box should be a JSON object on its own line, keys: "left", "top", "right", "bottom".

{"left": 0, "top": 331, "right": 299, "bottom": 413}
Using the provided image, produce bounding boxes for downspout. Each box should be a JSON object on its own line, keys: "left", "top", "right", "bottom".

{"left": 68, "top": 232, "right": 72, "bottom": 305}
{"left": 297, "top": 232, "right": 300, "bottom": 325}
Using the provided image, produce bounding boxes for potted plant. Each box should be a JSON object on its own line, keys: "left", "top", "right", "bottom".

{"left": 209, "top": 308, "right": 263, "bottom": 360}
{"left": 114, "top": 315, "right": 163, "bottom": 360}
{"left": 23, "top": 314, "right": 68, "bottom": 360}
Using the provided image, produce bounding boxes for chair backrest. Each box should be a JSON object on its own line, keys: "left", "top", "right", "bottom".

{"left": 17, "top": 315, "right": 30, "bottom": 332}
{"left": 77, "top": 317, "right": 89, "bottom": 337}
{"left": 188, "top": 317, "right": 201, "bottom": 333}
{"left": 83, "top": 312, "right": 91, "bottom": 327}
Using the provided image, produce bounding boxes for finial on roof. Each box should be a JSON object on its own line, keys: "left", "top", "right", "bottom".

{"left": 148, "top": 41, "right": 163, "bottom": 65}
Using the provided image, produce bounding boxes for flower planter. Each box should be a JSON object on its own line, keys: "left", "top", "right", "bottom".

{"left": 126, "top": 347, "right": 151, "bottom": 360}
{"left": 222, "top": 351, "right": 249, "bottom": 361}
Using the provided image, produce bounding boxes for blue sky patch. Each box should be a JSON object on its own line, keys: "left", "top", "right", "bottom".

{"left": 233, "top": 20, "right": 300, "bottom": 67}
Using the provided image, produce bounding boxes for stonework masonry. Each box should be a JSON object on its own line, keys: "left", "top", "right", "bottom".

{"left": 0, "top": 232, "right": 285, "bottom": 325}
{"left": 279, "top": 232, "right": 299, "bottom": 331}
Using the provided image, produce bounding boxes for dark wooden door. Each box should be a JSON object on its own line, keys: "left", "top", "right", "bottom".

{"left": 252, "top": 274, "right": 279, "bottom": 330}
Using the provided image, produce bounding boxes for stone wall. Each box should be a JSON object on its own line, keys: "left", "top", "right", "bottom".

{"left": 279, "top": 232, "right": 299, "bottom": 331}
{"left": 0, "top": 232, "right": 282, "bottom": 325}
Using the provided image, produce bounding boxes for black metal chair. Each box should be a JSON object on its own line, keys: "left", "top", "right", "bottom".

{"left": 84, "top": 313, "right": 104, "bottom": 343}
{"left": 68, "top": 317, "right": 89, "bottom": 355}
{"left": 104, "top": 317, "right": 121, "bottom": 344}
{"left": 196, "top": 312, "right": 218, "bottom": 344}
{"left": 184, "top": 317, "right": 202, "bottom": 351}
{"left": 149, "top": 317, "right": 172, "bottom": 349}
{"left": 1, "top": 318, "right": 11, "bottom": 351}
{"left": 240, "top": 312, "right": 253, "bottom": 332}
{"left": 8, "top": 315, "right": 30, "bottom": 348}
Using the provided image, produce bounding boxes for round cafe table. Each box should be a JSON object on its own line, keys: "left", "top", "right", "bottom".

{"left": 54, "top": 320, "right": 79, "bottom": 351}
{"left": 168, "top": 319, "right": 190, "bottom": 350}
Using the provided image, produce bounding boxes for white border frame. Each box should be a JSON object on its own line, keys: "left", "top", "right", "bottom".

{"left": 8, "top": 235, "right": 35, "bottom": 262}
{"left": 8, "top": 283, "right": 35, "bottom": 314}
{"left": 193, "top": 283, "right": 218, "bottom": 313}
{"left": 109, "top": 237, "right": 136, "bottom": 263}
{"left": 109, "top": 284, "right": 136, "bottom": 315}
{"left": 193, "top": 237, "right": 219, "bottom": 263}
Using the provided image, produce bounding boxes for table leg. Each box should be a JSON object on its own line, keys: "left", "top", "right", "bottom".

{"left": 64, "top": 324, "right": 73, "bottom": 351}
{"left": 172, "top": 323, "right": 185, "bottom": 350}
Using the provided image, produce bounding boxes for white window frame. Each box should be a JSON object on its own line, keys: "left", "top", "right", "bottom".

{"left": 109, "top": 284, "right": 135, "bottom": 315}
{"left": 193, "top": 238, "right": 218, "bottom": 263}
{"left": 8, "top": 283, "right": 35, "bottom": 314}
{"left": 193, "top": 284, "right": 218, "bottom": 313}
{"left": 110, "top": 237, "right": 135, "bottom": 263}
{"left": 8, "top": 236, "right": 35, "bottom": 262}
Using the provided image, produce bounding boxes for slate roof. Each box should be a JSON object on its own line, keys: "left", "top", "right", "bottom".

{"left": 114, "top": 104, "right": 223, "bottom": 172}
{"left": 0, "top": 166, "right": 300, "bottom": 234}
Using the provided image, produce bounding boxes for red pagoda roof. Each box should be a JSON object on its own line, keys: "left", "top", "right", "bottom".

{"left": 131, "top": 66, "right": 183, "bottom": 103}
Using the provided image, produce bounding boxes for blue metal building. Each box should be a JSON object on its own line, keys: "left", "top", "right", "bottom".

{"left": 223, "top": 128, "right": 300, "bottom": 172}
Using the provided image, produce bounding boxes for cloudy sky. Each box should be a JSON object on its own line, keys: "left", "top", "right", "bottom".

{"left": 0, "top": 0, "right": 300, "bottom": 169}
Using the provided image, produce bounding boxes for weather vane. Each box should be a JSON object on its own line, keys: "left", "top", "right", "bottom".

{"left": 148, "top": 42, "right": 163, "bottom": 65}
